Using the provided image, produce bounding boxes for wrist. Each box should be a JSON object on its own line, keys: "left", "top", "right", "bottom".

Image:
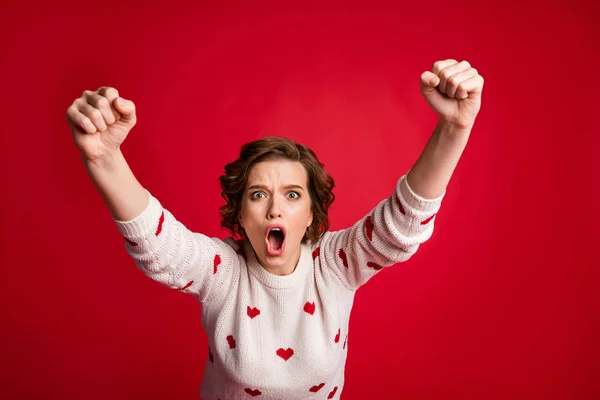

{"left": 82, "top": 148, "right": 124, "bottom": 170}
{"left": 437, "top": 118, "right": 473, "bottom": 140}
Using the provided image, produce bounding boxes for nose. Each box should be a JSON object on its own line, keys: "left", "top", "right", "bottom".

{"left": 267, "top": 198, "right": 281, "bottom": 220}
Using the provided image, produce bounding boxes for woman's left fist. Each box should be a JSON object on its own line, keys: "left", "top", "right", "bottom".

{"left": 420, "top": 59, "right": 484, "bottom": 130}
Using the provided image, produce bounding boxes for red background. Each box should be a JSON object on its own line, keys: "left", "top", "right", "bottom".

{"left": 1, "top": 1, "right": 599, "bottom": 399}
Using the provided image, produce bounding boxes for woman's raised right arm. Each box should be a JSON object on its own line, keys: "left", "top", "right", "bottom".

{"left": 83, "top": 149, "right": 149, "bottom": 221}
{"left": 66, "top": 87, "right": 240, "bottom": 303}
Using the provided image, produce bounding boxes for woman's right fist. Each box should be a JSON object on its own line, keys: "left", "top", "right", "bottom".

{"left": 66, "top": 87, "right": 137, "bottom": 161}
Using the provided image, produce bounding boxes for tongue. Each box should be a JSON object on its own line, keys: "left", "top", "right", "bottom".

{"left": 268, "top": 231, "right": 284, "bottom": 251}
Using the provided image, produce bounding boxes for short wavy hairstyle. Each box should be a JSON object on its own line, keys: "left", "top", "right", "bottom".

{"left": 219, "top": 137, "right": 335, "bottom": 243}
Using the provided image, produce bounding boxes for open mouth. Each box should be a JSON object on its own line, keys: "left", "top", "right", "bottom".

{"left": 266, "top": 226, "right": 286, "bottom": 256}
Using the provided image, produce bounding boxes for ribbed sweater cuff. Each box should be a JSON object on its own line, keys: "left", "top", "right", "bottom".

{"left": 398, "top": 172, "right": 445, "bottom": 214}
{"left": 113, "top": 190, "right": 163, "bottom": 238}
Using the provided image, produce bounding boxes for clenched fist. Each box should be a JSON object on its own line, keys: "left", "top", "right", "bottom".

{"left": 420, "top": 59, "right": 484, "bottom": 131}
{"left": 66, "top": 86, "right": 137, "bottom": 161}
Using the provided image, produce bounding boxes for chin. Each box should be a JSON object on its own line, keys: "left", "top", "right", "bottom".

{"left": 260, "top": 248, "right": 287, "bottom": 265}
{"left": 254, "top": 241, "right": 297, "bottom": 271}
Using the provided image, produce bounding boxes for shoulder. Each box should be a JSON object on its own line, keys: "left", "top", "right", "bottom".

{"left": 222, "top": 237, "right": 249, "bottom": 263}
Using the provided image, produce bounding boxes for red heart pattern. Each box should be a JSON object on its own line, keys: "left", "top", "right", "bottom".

{"left": 247, "top": 306, "right": 260, "bottom": 319}
{"left": 367, "top": 261, "right": 383, "bottom": 271}
{"left": 312, "top": 247, "right": 320, "bottom": 259}
{"left": 303, "top": 302, "right": 315, "bottom": 315}
{"left": 124, "top": 237, "right": 137, "bottom": 247}
{"left": 365, "top": 216, "right": 373, "bottom": 241}
{"left": 276, "top": 348, "right": 294, "bottom": 361}
{"left": 328, "top": 386, "right": 338, "bottom": 399}
{"left": 421, "top": 214, "right": 436, "bottom": 225}
{"left": 244, "top": 388, "right": 261, "bottom": 397}
{"left": 175, "top": 280, "right": 194, "bottom": 291}
{"left": 334, "top": 329, "right": 340, "bottom": 343}
{"left": 309, "top": 383, "right": 325, "bottom": 392}
{"left": 156, "top": 211, "right": 165, "bottom": 236}
{"left": 226, "top": 335, "right": 236, "bottom": 349}
{"left": 338, "top": 249, "right": 348, "bottom": 268}
{"left": 395, "top": 194, "right": 406, "bottom": 215}
{"left": 214, "top": 254, "right": 221, "bottom": 274}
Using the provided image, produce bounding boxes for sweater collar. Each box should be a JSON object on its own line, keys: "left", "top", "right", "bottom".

{"left": 244, "top": 240, "right": 311, "bottom": 289}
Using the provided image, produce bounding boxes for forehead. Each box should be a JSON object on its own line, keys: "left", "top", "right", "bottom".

{"left": 246, "top": 159, "right": 308, "bottom": 187}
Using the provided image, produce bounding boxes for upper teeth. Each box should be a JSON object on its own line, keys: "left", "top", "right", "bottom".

{"left": 271, "top": 228, "right": 281, "bottom": 231}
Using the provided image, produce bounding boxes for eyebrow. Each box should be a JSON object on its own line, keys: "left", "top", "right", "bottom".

{"left": 246, "top": 184, "right": 305, "bottom": 192}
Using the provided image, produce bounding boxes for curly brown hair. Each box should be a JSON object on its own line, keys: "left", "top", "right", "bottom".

{"left": 219, "top": 137, "right": 335, "bottom": 243}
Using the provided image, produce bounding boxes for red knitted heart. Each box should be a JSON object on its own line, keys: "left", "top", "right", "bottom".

{"left": 367, "top": 261, "right": 383, "bottom": 271}
{"left": 226, "top": 335, "right": 236, "bottom": 349}
{"left": 276, "top": 348, "right": 294, "bottom": 361}
{"left": 156, "top": 211, "right": 165, "bottom": 236}
{"left": 303, "top": 302, "right": 315, "bottom": 315}
{"left": 338, "top": 249, "right": 348, "bottom": 268}
{"left": 244, "top": 388, "right": 261, "bottom": 397}
{"left": 214, "top": 254, "right": 221, "bottom": 274}
{"left": 176, "top": 280, "right": 194, "bottom": 291}
{"left": 247, "top": 306, "right": 260, "bottom": 319}
{"left": 365, "top": 216, "right": 373, "bottom": 241}
{"left": 395, "top": 194, "right": 406, "bottom": 215}
{"left": 334, "top": 329, "right": 340, "bottom": 343}
{"left": 309, "top": 383, "right": 325, "bottom": 392}
{"left": 421, "top": 214, "right": 436, "bottom": 225}
{"left": 124, "top": 237, "right": 137, "bottom": 246}
{"left": 312, "top": 247, "right": 320, "bottom": 259}
{"left": 328, "top": 386, "right": 338, "bottom": 399}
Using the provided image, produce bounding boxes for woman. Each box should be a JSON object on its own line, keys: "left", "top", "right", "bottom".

{"left": 66, "top": 59, "right": 484, "bottom": 399}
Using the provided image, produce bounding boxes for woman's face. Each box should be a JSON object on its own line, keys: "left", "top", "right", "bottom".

{"left": 238, "top": 159, "right": 313, "bottom": 275}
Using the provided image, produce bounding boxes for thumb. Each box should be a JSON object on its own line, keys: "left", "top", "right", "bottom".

{"left": 420, "top": 71, "right": 440, "bottom": 92}
{"left": 113, "top": 97, "right": 136, "bottom": 124}
{"left": 419, "top": 71, "right": 445, "bottom": 111}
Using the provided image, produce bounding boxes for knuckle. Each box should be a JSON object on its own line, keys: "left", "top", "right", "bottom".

{"left": 96, "top": 96, "right": 109, "bottom": 108}
{"left": 90, "top": 109, "right": 102, "bottom": 120}
{"left": 461, "top": 60, "right": 471, "bottom": 68}
{"left": 105, "top": 87, "right": 119, "bottom": 97}
{"left": 471, "top": 68, "right": 478, "bottom": 75}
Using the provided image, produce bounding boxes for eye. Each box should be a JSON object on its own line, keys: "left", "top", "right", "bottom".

{"left": 287, "top": 191, "right": 300, "bottom": 199}
{"left": 250, "top": 191, "right": 266, "bottom": 200}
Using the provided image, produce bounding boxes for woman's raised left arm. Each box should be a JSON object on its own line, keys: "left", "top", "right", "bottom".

{"left": 407, "top": 59, "right": 484, "bottom": 199}
{"left": 315, "top": 59, "right": 484, "bottom": 291}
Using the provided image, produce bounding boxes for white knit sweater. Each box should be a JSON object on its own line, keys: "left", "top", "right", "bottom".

{"left": 113, "top": 172, "right": 445, "bottom": 399}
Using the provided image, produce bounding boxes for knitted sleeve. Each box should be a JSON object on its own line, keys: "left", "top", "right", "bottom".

{"left": 317, "top": 172, "right": 445, "bottom": 291}
{"left": 112, "top": 190, "right": 240, "bottom": 304}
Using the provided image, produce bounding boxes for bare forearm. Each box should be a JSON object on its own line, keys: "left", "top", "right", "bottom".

{"left": 406, "top": 119, "right": 471, "bottom": 199}
{"left": 83, "top": 150, "right": 149, "bottom": 221}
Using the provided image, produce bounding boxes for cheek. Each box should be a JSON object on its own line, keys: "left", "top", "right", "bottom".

{"left": 290, "top": 205, "right": 312, "bottom": 230}
{"left": 240, "top": 206, "right": 261, "bottom": 231}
